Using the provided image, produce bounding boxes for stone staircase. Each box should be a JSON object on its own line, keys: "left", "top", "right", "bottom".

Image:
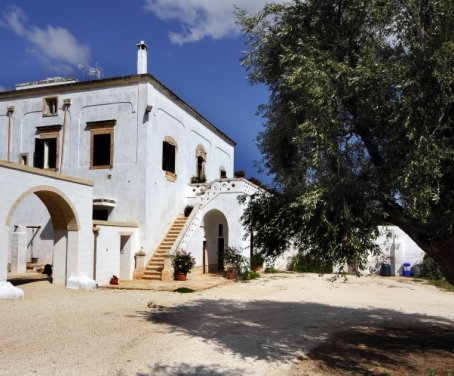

{"left": 142, "top": 215, "right": 188, "bottom": 280}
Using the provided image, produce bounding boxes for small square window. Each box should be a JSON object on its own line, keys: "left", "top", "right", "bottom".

{"left": 43, "top": 97, "right": 58, "bottom": 116}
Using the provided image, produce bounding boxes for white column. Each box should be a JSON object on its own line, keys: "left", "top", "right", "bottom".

{"left": 0, "top": 226, "right": 8, "bottom": 281}
{"left": 10, "top": 226, "right": 27, "bottom": 273}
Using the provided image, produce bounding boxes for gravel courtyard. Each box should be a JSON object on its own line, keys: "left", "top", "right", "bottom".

{"left": 0, "top": 273, "right": 453, "bottom": 376}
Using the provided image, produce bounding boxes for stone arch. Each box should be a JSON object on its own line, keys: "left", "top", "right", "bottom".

{"left": 203, "top": 209, "right": 228, "bottom": 272}
{"left": 6, "top": 186, "right": 80, "bottom": 285}
{"left": 6, "top": 185, "right": 80, "bottom": 231}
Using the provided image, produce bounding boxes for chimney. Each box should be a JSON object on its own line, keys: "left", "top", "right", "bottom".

{"left": 137, "top": 40, "right": 148, "bottom": 74}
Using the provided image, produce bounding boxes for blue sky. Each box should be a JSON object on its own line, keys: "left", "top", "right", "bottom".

{"left": 0, "top": 0, "right": 284, "bottom": 184}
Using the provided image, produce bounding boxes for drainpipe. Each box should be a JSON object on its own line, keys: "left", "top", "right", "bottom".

{"left": 7, "top": 106, "right": 14, "bottom": 162}
{"left": 60, "top": 99, "right": 71, "bottom": 173}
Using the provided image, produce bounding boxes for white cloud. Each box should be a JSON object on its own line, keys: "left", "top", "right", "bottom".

{"left": 0, "top": 6, "right": 90, "bottom": 72}
{"left": 144, "top": 0, "right": 285, "bottom": 44}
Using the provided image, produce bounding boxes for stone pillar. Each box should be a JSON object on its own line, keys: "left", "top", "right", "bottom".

{"left": 0, "top": 226, "right": 9, "bottom": 281}
{"left": 161, "top": 255, "right": 174, "bottom": 282}
{"left": 133, "top": 249, "right": 146, "bottom": 280}
{"left": 10, "top": 226, "right": 27, "bottom": 274}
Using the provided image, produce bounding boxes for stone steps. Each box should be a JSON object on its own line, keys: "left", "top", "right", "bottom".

{"left": 142, "top": 215, "right": 187, "bottom": 281}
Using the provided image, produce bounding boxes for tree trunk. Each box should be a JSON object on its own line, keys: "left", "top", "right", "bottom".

{"left": 390, "top": 219, "right": 454, "bottom": 285}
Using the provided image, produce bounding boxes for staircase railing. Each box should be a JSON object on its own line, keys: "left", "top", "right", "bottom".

{"left": 169, "top": 203, "right": 202, "bottom": 256}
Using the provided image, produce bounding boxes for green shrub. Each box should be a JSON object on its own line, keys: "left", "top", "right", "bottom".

{"left": 190, "top": 175, "right": 207, "bottom": 184}
{"left": 289, "top": 252, "right": 333, "bottom": 274}
{"left": 242, "top": 270, "right": 260, "bottom": 280}
{"left": 420, "top": 255, "right": 444, "bottom": 280}
{"left": 251, "top": 252, "right": 265, "bottom": 269}
{"left": 264, "top": 266, "right": 278, "bottom": 273}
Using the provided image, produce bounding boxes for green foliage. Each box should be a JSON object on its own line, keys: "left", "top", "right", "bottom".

{"left": 174, "top": 287, "right": 195, "bottom": 293}
{"left": 242, "top": 270, "right": 261, "bottom": 280}
{"left": 247, "top": 177, "right": 268, "bottom": 190}
{"left": 172, "top": 250, "right": 196, "bottom": 274}
{"left": 288, "top": 252, "right": 333, "bottom": 274}
{"left": 190, "top": 175, "right": 206, "bottom": 184}
{"left": 251, "top": 252, "right": 265, "bottom": 269}
{"left": 264, "top": 266, "right": 279, "bottom": 273}
{"left": 420, "top": 255, "right": 444, "bottom": 280}
{"left": 237, "top": 0, "right": 454, "bottom": 282}
{"left": 223, "top": 246, "right": 244, "bottom": 273}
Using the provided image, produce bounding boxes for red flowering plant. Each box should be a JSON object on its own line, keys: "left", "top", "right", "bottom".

{"left": 172, "top": 250, "right": 196, "bottom": 274}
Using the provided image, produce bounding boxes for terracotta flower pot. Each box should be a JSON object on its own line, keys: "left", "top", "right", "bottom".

{"left": 176, "top": 271, "right": 187, "bottom": 281}
{"left": 254, "top": 264, "right": 264, "bottom": 272}
{"left": 226, "top": 271, "right": 235, "bottom": 280}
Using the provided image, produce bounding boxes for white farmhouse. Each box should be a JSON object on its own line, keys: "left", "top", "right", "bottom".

{"left": 0, "top": 41, "right": 259, "bottom": 295}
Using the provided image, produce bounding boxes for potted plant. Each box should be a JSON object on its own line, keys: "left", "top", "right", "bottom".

{"left": 223, "top": 246, "right": 243, "bottom": 279}
{"left": 190, "top": 175, "right": 207, "bottom": 184}
{"left": 234, "top": 170, "right": 246, "bottom": 178}
{"left": 251, "top": 252, "right": 265, "bottom": 272}
{"left": 172, "top": 250, "right": 196, "bottom": 281}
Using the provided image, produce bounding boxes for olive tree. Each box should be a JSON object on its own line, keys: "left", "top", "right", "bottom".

{"left": 237, "top": 0, "right": 454, "bottom": 282}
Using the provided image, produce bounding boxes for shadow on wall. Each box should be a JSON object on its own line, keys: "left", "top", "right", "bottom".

{"left": 138, "top": 299, "right": 454, "bottom": 375}
{"left": 40, "top": 219, "right": 53, "bottom": 240}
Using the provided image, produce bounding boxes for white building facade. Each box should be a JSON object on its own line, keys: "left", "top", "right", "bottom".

{"left": 0, "top": 42, "right": 258, "bottom": 292}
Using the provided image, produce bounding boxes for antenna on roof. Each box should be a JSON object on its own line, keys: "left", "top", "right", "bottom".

{"left": 88, "top": 63, "right": 102, "bottom": 79}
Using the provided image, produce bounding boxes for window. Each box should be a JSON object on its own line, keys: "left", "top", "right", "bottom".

{"left": 88, "top": 120, "right": 116, "bottom": 169}
{"left": 34, "top": 125, "right": 61, "bottom": 170}
{"left": 162, "top": 140, "right": 176, "bottom": 173}
{"left": 220, "top": 169, "right": 227, "bottom": 178}
{"left": 195, "top": 145, "right": 207, "bottom": 179}
{"left": 43, "top": 97, "right": 58, "bottom": 116}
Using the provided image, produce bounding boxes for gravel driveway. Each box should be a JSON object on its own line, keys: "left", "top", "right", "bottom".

{"left": 0, "top": 273, "right": 452, "bottom": 376}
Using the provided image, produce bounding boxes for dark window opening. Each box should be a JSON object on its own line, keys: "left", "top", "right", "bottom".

{"left": 162, "top": 141, "right": 176, "bottom": 173}
{"left": 197, "top": 156, "right": 205, "bottom": 179}
{"left": 220, "top": 169, "right": 226, "bottom": 178}
{"left": 92, "top": 133, "right": 112, "bottom": 167}
{"left": 34, "top": 137, "right": 57, "bottom": 169}
{"left": 44, "top": 97, "right": 58, "bottom": 116}
{"left": 93, "top": 209, "right": 108, "bottom": 220}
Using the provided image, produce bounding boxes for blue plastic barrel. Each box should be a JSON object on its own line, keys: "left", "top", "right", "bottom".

{"left": 403, "top": 262, "right": 411, "bottom": 276}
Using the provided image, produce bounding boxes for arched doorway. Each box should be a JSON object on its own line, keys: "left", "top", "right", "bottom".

{"left": 5, "top": 186, "right": 80, "bottom": 285}
{"left": 203, "top": 209, "right": 228, "bottom": 273}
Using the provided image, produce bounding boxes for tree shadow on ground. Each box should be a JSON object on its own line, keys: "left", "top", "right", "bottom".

{"left": 136, "top": 362, "right": 245, "bottom": 376}
{"left": 139, "top": 299, "right": 454, "bottom": 375}
{"left": 303, "top": 324, "right": 454, "bottom": 375}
